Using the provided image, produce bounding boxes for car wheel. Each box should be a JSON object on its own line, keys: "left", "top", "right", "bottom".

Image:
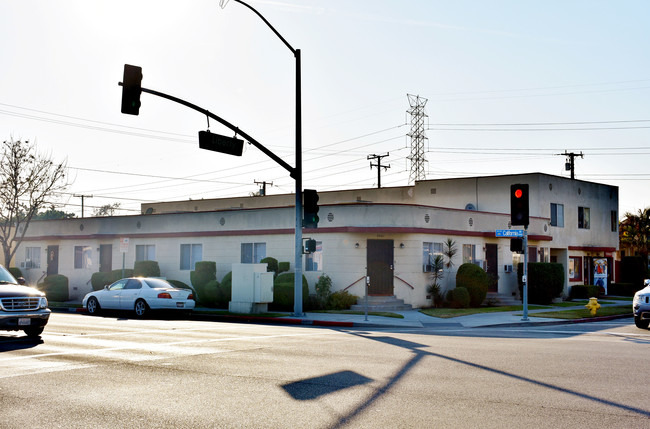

{"left": 24, "top": 326, "right": 44, "bottom": 338}
{"left": 634, "top": 315, "right": 649, "bottom": 329}
{"left": 134, "top": 299, "right": 149, "bottom": 317}
{"left": 87, "top": 297, "right": 101, "bottom": 315}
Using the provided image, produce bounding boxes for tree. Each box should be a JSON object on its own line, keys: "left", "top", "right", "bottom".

{"left": 0, "top": 139, "right": 68, "bottom": 266}
{"left": 33, "top": 205, "right": 76, "bottom": 220}
{"left": 93, "top": 203, "right": 121, "bottom": 217}
{"left": 620, "top": 208, "right": 650, "bottom": 262}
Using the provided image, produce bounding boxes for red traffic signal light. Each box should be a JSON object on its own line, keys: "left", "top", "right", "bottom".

{"left": 510, "top": 184, "right": 529, "bottom": 226}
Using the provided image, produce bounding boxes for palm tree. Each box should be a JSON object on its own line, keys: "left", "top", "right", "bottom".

{"left": 620, "top": 208, "right": 650, "bottom": 262}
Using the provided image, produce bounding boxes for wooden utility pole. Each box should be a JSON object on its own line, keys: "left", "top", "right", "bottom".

{"left": 368, "top": 153, "right": 390, "bottom": 188}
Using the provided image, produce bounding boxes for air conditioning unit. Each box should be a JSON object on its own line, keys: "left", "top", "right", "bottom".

{"left": 504, "top": 264, "right": 513, "bottom": 273}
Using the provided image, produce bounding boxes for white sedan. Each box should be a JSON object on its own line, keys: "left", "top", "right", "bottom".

{"left": 82, "top": 277, "right": 195, "bottom": 317}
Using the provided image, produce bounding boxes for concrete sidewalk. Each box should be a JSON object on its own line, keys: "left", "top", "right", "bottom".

{"left": 57, "top": 301, "right": 633, "bottom": 329}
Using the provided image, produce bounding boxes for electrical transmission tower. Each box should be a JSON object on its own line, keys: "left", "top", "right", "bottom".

{"left": 407, "top": 94, "right": 428, "bottom": 184}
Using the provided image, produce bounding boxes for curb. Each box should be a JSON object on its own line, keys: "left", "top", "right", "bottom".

{"left": 476, "top": 313, "right": 633, "bottom": 328}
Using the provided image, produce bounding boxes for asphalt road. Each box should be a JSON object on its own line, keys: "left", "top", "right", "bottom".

{"left": 1, "top": 313, "right": 649, "bottom": 428}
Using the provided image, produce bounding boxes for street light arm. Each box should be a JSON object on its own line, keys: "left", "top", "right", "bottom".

{"left": 231, "top": 0, "right": 296, "bottom": 55}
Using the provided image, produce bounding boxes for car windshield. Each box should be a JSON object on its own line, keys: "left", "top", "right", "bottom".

{"left": 0, "top": 265, "right": 18, "bottom": 284}
{"left": 143, "top": 278, "right": 172, "bottom": 289}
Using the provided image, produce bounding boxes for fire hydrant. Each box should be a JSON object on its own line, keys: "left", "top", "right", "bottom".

{"left": 585, "top": 297, "right": 601, "bottom": 316}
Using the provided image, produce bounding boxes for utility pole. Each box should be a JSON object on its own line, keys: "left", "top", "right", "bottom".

{"left": 73, "top": 194, "right": 93, "bottom": 218}
{"left": 368, "top": 153, "right": 390, "bottom": 188}
{"left": 557, "top": 151, "right": 584, "bottom": 179}
{"left": 254, "top": 180, "right": 273, "bottom": 196}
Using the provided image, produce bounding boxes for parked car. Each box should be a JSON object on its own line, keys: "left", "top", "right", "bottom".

{"left": 82, "top": 277, "right": 195, "bottom": 317}
{"left": 633, "top": 279, "right": 650, "bottom": 329}
{"left": 0, "top": 265, "right": 50, "bottom": 337}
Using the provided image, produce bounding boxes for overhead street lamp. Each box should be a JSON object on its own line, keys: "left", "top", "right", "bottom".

{"left": 220, "top": 0, "right": 305, "bottom": 316}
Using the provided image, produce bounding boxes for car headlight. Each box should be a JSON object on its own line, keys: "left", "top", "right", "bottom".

{"left": 39, "top": 296, "right": 48, "bottom": 309}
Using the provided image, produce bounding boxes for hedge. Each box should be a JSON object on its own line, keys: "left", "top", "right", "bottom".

{"left": 569, "top": 285, "right": 601, "bottom": 300}
{"left": 190, "top": 261, "right": 217, "bottom": 305}
{"left": 455, "top": 263, "right": 489, "bottom": 307}
{"left": 446, "top": 287, "right": 470, "bottom": 308}
{"left": 271, "top": 273, "right": 309, "bottom": 311}
{"left": 38, "top": 274, "right": 69, "bottom": 302}
{"left": 517, "top": 262, "right": 565, "bottom": 304}
{"left": 134, "top": 260, "right": 160, "bottom": 277}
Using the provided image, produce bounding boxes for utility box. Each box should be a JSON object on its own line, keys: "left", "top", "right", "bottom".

{"left": 229, "top": 263, "right": 274, "bottom": 314}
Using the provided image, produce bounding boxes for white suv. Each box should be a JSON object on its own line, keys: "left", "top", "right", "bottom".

{"left": 633, "top": 279, "right": 650, "bottom": 330}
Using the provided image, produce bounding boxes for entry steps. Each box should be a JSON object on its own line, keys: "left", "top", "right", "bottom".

{"left": 486, "top": 292, "right": 521, "bottom": 306}
{"left": 350, "top": 295, "right": 413, "bottom": 312}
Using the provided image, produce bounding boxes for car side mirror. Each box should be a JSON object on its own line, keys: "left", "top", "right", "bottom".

{"left": 104, "top": 285, "right": 109, "bottom": 290}
{"left": 645, "top": 279, "right": 650, "bottom": 286}
{"left": 17, "top": 277, "right": 26, "bottom": 285}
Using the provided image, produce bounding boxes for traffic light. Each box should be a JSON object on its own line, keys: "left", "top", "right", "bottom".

{"left": 510, "top": 238, "right": 523, "bottom": 253}
{"left": 303, "top": 189, "right": 319, "bottom": 228}
{"left": 121, "top": 64, "right": 142, "bottom": 115}
{"left": 510, "top": 184, "right": 529, "bottom": 226}
{"left": 304, "top": 239, "right": 317, "bottom": 253}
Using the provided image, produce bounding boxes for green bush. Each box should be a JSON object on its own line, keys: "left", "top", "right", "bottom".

{"left": 134, "top": 260, "right": 160, "bottom": 277}
{"left": 315, "top": 274, "right": 332, "bottom": 309}
{"left": 327, "top": 290, "right": 358, "bottom": 310}
{"left": 271, "top": 273, "right": 309, "bottom": 311}
{"left": 621, "top": 256, "right": 646, "bottom": 288}
{"left": 38, "top": 274, "right": 69, "bottom": 302}
{"left": 456, "top": 263, "right": 489, "bottom": 307}
{"left": 8, "top": 267, "right": 22, "bottom": 279}
{"left": 91, "top": 271, "right": 113, "bottom": 291}
{"left": 260, "top": 257, "right": 279, "bottom": 276}
{"left": 517, "top": 262, "right": 565, "bottom": 304}
{"left": 569, "top": 285, "right": 601, "bottom": 300}
{"left": 446, "top": 287, "right": 470, "bottom": 308}
{"left": 190, "top": 261, "right": 217, "bottom": 304}
{"left": 609, "top": 282, "right": 636, "bottom": 297}
{"left": 278, "top": 262, "right": 290, "bottom": 274}
{"left": 111, "top": 269, "right": 134, "bottom": 280}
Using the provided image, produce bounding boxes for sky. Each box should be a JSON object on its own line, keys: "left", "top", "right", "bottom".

{"left": 1, "top": 0, "right": 649, "bottom": 218}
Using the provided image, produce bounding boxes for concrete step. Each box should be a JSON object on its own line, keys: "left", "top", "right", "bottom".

{"left": 351, "top": 295, "right": 413, "bottom": 312}
{"left": 486, "top": 292, "right": 521, "bottom": 306}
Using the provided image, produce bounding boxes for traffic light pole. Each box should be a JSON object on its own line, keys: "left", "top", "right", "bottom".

{"left": 522, "top": 227, "right": 529, "bottom": 321}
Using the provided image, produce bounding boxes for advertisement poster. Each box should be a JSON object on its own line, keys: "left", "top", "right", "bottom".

{"left": 593, "top": 258, "right": 608, "bottom": 295}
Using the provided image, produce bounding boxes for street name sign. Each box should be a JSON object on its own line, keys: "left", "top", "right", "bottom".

{"left": 496, "top": 229, "right": 524, "bottom": 238}
{"left": 199, "top": 130, "right": 244, "bottom": 156}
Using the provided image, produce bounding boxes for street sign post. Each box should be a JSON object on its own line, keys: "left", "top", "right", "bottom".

{"left": 495, "top": 229, "right": 524, "bottom": 237}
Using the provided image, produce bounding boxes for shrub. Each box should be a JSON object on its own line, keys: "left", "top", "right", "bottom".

{"left": 455, "top": 263, "right": 489, "bottom": 307}
{"left": 111, "top": 269, "right": 134, "bottom": 281}
{"left": 517, "top": 262, "right": 564, "bottom": 305}
{"left": 569, "top": 285, "right": 601, "bottom": 300}
{"left": 134, "top": 260, "right": 160, "bottom": 277}
{"left": 8, "top": 267, "right": 22, "bottom": 279}
{"left": 91, "top": 271, "right": 113, "bottom": 291}
{"left": 278, "top": 262, "right": 290, "bottom": 274}
{"left": 260, "top": 257, "right": 279, "bottom": 276}
{"left": 621, "top": 256, "right": 646, "bottom": 288}
{"left": 609, "top": 282, "right": 636, "bottom": 297}
{"left": 38, "top": 274, "right": 69, "bottom": 302}
{"left": 271, "top": 273, "right": 309, "bottom": 311}
{"left": 190, "top": 261, "right": 217, "bottom": 304}
{"left": 446, "top": 287, "right": 470, "bottom": 308}
{"left": 211, "top": 272, "right": 233, "bottom": 309}
{"left": 168, "top": 279, "right": 192, "bottom": 291}
{"left": 315, "top": 274, "right": 332, "bottom": 308}
{"left": 327, "top": 290, "right": 358, "bottom": 310}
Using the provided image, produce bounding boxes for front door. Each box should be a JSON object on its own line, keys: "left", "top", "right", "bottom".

{"left": 100, "top": 244, "right": 112, "bottom": 273}
{"left": 485, "top": 243, "right": 498, "bottom": 292}
{"left": 47, "top": 245, "right": 59, "bottom": 276}
{"left": 367, "top": 239, "right": 394, "bottom": 295}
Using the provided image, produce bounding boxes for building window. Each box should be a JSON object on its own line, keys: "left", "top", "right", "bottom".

{"left": 578, "top": 206, "right": 590, "bottom": 229}
{"left": 180, "top": 244, "right": 202, "bottom": 270}
{"left": 462, "top": 244, "right": 476, "bottom": 264}
{"left": 74, "top": 246, "right": 92, "bottom": 269}
{"left": 241, "top": 242, "right": 266, "bottom": 264}
{"left": 136, "top": 244, "right": 156, "bottom": 261}
{"left": 305, "top": 241, "right": 322, "bottom": 272}
{"left": 25, "top": 247, "right": 41, "bottom": 269}
{"left": 550, "top": 203, "right": 564, "bottom": 227}
{"left": 569, "top": 256, "right": 582, "bottom": 281}
{"left": 611, "top": 210, "right": 618, "bottom": 232}
{"left": 422, "top": 242, "right": 443, "bottom": 272}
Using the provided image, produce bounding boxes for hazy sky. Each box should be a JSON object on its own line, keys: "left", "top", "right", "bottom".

{"left": 1, "top": 0, "right": 648, "bottom": 217}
